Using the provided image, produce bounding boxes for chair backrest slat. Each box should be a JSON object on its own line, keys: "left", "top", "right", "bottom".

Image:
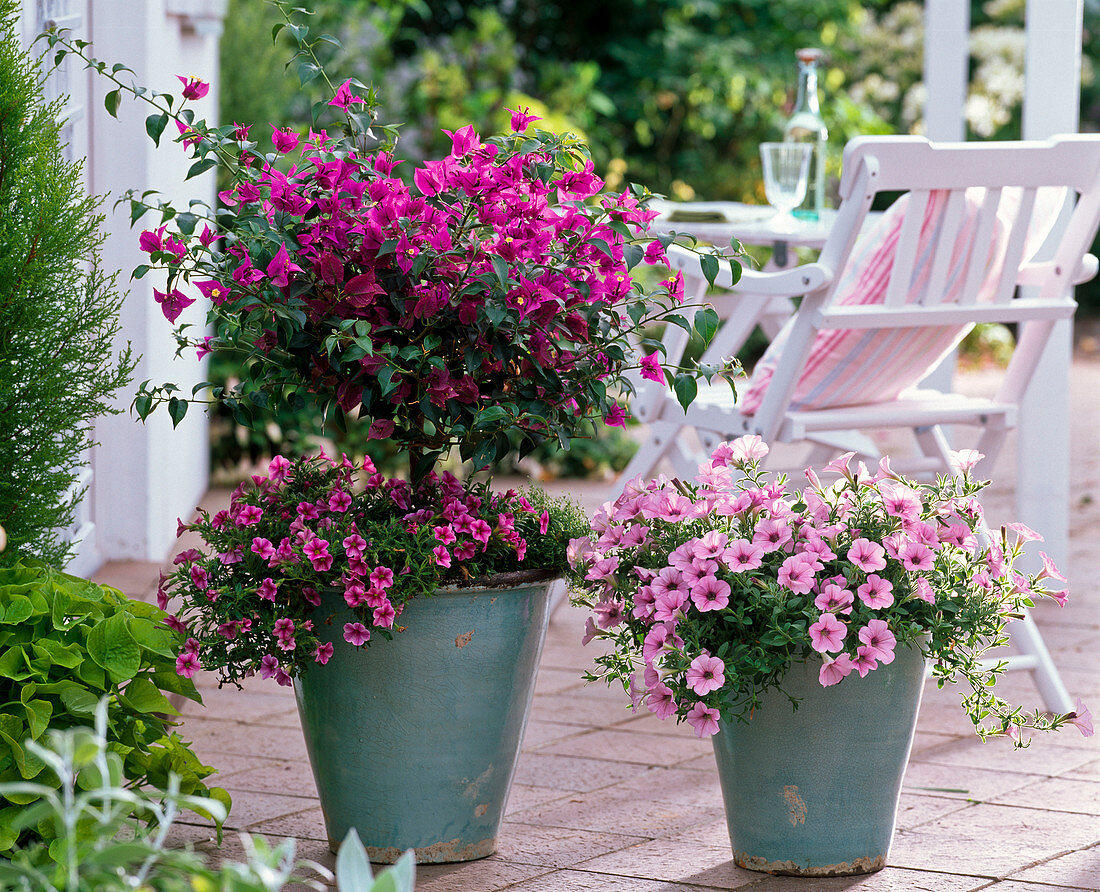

{"left": 922, "top": 189, "right": 968, "bottom": 306}
{"left": 882, "top": 189, "right": 930, "bottom": 307}
{"left": 958, "top": 187, "right": 1003, "bottom": 305}
{"left": 990, "top": 186, "right": 1040, "bottom": 305}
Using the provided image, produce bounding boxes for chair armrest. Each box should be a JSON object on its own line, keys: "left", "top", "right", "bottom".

{"left": 667, "top": 244, "right": 833, "bottom": 296}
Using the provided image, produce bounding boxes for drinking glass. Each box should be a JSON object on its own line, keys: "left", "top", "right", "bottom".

{"left": 760, "top": 142, "right": 813, "bottom": 231}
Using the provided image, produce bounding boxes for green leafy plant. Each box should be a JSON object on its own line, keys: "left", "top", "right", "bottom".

{"left": 0, "top": 0, "right": 134, "bottom": 567}
{"left": 164, "top": 453, "right": 590, "bottom": 687}
{"left": 0, "top": 699, "right": 414, "bottom": 891}
{"left": 0, "top": 560, "right": 229, "bottom": 855}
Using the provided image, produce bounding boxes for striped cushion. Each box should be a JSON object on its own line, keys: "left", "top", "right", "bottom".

{"left": 738, "top": 187, "right": 1054, "bottom": 415}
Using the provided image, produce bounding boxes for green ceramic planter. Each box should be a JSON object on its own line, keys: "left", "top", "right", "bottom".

{"left": 293, "top": 574, "right": 556, "bottom": 863}
{"left": 711, "top": 641, "right": 926, "bottom": 876}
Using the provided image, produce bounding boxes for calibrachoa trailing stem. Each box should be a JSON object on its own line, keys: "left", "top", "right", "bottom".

{"left": 569, "top": 439, "right": 1093, "bottom": 746}
{"left": 162, "top": 453, "right": 588, "bottom": 687}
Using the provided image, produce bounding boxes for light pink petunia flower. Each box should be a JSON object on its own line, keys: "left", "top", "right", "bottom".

{"left": 858, "top": 619, "right": 897, "bottom": 664}
{"left": 857, "top": 574, "right": 895, "bottom": 609}
{"left": 1068, "top": 697, "right": 1094, "bottom": 737}
{"left": 686, "top": 654, "right": 726, "bottom": 695}
{"left": 847, "top": 538, "right": 887, "bottom": 573}
{"left": 646, "top": 682, "right": 678, "bottom": 720}
{"left": 690, "top": 576, "right": 731, "bottom": 612}
{"left": 808, "top": 613, "right": 847, "bottom": 653}
{"left": 685, "top": 702, "right": 721, "bottom": 738}
{"left": 819, "top": 653, "right": 854, "bottom": 686}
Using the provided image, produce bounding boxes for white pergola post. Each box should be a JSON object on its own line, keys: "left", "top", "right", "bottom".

{"left": 1017, "top": 0, "right": 1083, "bottom": 571}
{"left": 919, "top": 1, "right": 970, "bottom": 398}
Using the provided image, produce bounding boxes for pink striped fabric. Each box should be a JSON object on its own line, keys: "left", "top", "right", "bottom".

{"left": 739, "top": 188, "right": 1022, "bottom": 415}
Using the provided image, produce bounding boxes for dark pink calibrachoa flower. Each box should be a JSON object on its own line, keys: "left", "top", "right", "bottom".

{"left": 161, "top": 455, "right": 577, "bottom": 688}
{"left": 175, "top": 651, "right": 200, "bottom": 678}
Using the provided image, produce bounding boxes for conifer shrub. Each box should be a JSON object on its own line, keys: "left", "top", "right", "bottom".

{"left": 0, "top": 0, "right": 134, "bottom": 567}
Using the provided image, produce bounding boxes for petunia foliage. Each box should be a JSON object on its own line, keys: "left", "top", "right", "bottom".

{"left": 569, "top": 439, "right": 1090, "bottom": 747}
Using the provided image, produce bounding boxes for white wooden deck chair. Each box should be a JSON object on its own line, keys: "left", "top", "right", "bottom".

{"left": 625, "top": 134, "right": 1100, "bottom": 713}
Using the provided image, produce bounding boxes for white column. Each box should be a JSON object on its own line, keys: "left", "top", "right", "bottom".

{"left": 920, "top": 0, "right": 971, "bottom": 399}
{"left": 922, "top": 0, "right": 970, "bottom": 141}
{"left": 89, "top": 1, "right": 224, "bottom": 562}
{"left": 1017, "top": 0, "right": 1082, "bottom": 570}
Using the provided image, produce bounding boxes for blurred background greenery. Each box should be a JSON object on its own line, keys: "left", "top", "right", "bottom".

{"left": 214, "top": 0, "right": 1100, "bottom": 479}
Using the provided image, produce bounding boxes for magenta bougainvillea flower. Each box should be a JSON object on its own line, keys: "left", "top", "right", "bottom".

{"left": 116, "top": 72, "right": 732, "bottom": 478}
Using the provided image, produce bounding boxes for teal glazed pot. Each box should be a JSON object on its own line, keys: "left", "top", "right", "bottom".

{"left": 294, "top": 572, "right": 556, "bottom": 863}
{"left": 711, "top": 641, "right": 926, "bottom": 876}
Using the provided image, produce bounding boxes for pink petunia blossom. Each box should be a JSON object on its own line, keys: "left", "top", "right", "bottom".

{"left": 722, "top": 539, "right": 765, "bottom": 572}
{"left": 913, "top": 576, "right": 936, "bottom": 604}
{"left": 691, "top": 575, "right": 731, "bottom": 612}
{"left": 857, "top": 619, "right": 896, "bottom": 664}
{"left": 851, "top": 646, "right": 879, "bottom": 678}
{"left": 594, "top": 599, "right": 627, "bottom": 629}
{"left": 808, "top": 613, "right": 847, "bottom": 653}
{"left": 857, "top": 574, "right": 894, "bottom": 608}
{"left": 257, "top": 577, "right": 278, "bottom": 601}
{"left": 753, "top": 517, "right": 793, "bottom": 553}
{"left": 847, "top": 538, "right": 887, "bottom": 573}
{"left": 686, "top": 654, "right": 726, "bottom": 695}
{"left": 581, "top": 616, "right": 600, "bottom": 645}
{"left": 727, "top": 435, "right": 769, "bottom": 464}
{"left": 313, "top": 642, "right": 335, "bottom": 665}
{"left": 373, "top": 601, "right": 396, "bottom": 628}
{"left": 685, "top": 702, "right": 721, "bottom": 738}
{"left": 778, "top": 554, "right": 817, "bottom": 594}
{"left": 646, "top": 682, "right": 678, "bottom": 720}
{"left": 814, "top": 583, "right": 854, "bottom": 615}
{"left": 897, "top": 541, "right": 935, "bottom": 572}
{"left": 948, "top": 448, "right": 985, "bottom": 473}
{"left": 819, "top": 653, "right": 855, "bottom": 686}
{"left": 259, "top": 654, "right": 280, "bottom": 679}
{"left": 1068, "top": 697, "right": 1094, "bottom": 737}
{"left": 432, "top": 545, "right": 452, "bottom": 568}
{"left": 343, "top": 622, "right": 371, "bottom": 646}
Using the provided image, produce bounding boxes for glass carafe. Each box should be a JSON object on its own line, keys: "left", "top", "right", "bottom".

{"left": 783, "top": 48, "right": 828, "bottom": 219}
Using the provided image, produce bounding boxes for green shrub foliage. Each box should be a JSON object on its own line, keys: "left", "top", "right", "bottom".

{"left": 0, "top": 560, "right": 229, "bottom": 856}
{"left": 0, "top": 0, "right": 134, "bottom": 567}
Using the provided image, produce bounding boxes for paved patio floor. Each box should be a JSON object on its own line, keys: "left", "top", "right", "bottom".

{"left": 94, "top": 357, "right": 1100, "bottom": 891}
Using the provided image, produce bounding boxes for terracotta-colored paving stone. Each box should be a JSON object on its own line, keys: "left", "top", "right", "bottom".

{"left": 191, "top": 692, "right": 299, "bottom": 723}
{"left": 521, "top": 719, "right": 591, "bottom": 750}
{"left": 495, "top": 821, "right": 647, "bottom": 869}
{"left": 246, "top": 805, "right": 327, "bottom": 841}
{"left": 892, "top": 792, "right": 975, "bottom": 830}
{"left": 743, "top": 867, "right": 987, "bottom": 891}
{"left": 888, "top": 801, "right": 1100, "bottom": 877}
{"left": 977, "top": 883, "right": 1095, "bottom": 892}
{"left": 217, "top": 790, "right": 321, "bottom": 830}
{"left": 415, "top": 858, "right": 553, "bottom": 892}
{"left": 177, "top": 715, "right": 311, "bottom": 762}
{"left": 503, "top": 869, "right": 731, "bottom": 891}
{"left": 667, "top": 816, "right": 734, "bottom": 849}
{"left": 514, "top": 787, "right": 725, "bottom": 838}
{"left": 902, "top": 759, "right": 1042, "bottom": 802}
{"left": 530, "top": 691, "right": 638, "bottom": 728}
{"left": 993, "top": 776, "right": 1100, "bottom": 815}
{"left": 1010, "top": 844, "right": 1100, "bottom": 887}
{"left": 505, "top": 783, "right": 577, "bottom": 817}
{"left": 538, "top": 727, "right": 712, "bottom": 768}
{"left": 511, "top": 751, "right": 645, "bottom": 793}
{"left": 217, "top": 759, "right": 319, "bottom": 796}
{"left": 535, "top": 666, "right": 590, "bottom": 696}
{"left": 599, "top": 765, "right": 724, "bottom": 810}
{"left": 914, "top": 736, "right": 1097, "bottom": 778}
{"left": 574, "top": 838, "right": 759, "bottom": 889}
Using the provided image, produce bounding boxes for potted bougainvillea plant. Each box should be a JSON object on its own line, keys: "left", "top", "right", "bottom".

{"left": 43, "top": 1, "right": 736, "bottom": 864}
{"left": 569, "top": 437, "right": 1092, "bottom": 877}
